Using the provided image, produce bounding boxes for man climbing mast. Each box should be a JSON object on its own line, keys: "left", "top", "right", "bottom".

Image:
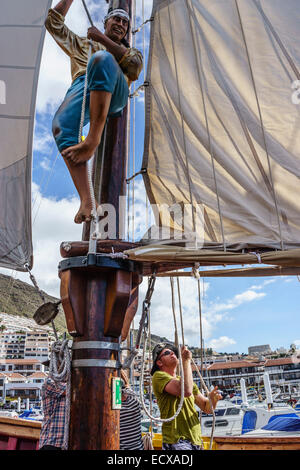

{"left": 45, "top": 0, "right": 143, "bottom": 224}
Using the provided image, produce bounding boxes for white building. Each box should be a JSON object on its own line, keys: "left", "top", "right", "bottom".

{"left": 0, "top": 333, "right": 26, "bottom": 359}
{"left": 0, "top": 330, "right": 51, "bottom": 362}
{"left": 0, "top": 359, "right": 48, "bottom": 403}
{"left": 24, "top": 332, "right": 50, "bottom": 362}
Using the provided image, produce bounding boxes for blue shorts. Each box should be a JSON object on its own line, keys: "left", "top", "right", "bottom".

{"left": 52, "top": 50, "right": 129, "bottom": 152}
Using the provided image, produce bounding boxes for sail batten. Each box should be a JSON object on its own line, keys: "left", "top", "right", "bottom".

{"left": 0, "top": 0, "right": 52, "bottom": 271}
{"left": 142, "top": 0, "right": 300, "bottom": 253}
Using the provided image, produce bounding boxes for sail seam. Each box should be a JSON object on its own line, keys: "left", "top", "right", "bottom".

{"left": 187, "top": 0, "right": 226, "bottom": 250}
{"left": 0, "top": 115, "right": 30, "bottom": 119}
{"left": 0, "top": 65, "right": 35, "bottom": 70}
{"left": 252, "top": 0, "right": 300, "bottom": 80}
{"left": 235, "top": 0, "right": 284, "bottom": 251}
{"left": 167, "top": 3, "right": 196, "bottom": 235}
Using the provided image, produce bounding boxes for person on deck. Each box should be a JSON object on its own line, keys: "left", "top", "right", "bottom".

{"left": 39, "top": 375, "right": 66, "bottom": 451}
{"left": 45, "top": 0, "right": 143, "bottom": 224}
{"left": 119, "top": 369, "right": 144, "bottom": 450}
{"left": 151, "top": 343, "right": 222, "bottom": 451}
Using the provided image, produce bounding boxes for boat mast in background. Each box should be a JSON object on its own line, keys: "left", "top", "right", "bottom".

{"left": 58, "top": 0, "right": 140, "bottom": 450}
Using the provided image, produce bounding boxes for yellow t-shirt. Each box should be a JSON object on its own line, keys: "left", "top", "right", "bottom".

{"left": 152, "top": 371, "right": 202, "bottom": 445}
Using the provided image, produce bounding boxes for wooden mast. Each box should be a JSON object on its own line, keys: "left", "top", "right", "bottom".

{"left": 58, "top": 0, "right": 138, "bottom": 450}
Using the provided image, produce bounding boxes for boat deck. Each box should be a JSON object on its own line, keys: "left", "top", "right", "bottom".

{"left": 1, "top": 416, "right": 300, "bottom": 450}
{"left": 0, "top": 416, "right": 41, "bottom": 450}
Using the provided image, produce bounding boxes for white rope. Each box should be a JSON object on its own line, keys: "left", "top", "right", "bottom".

{"left": 48, "top": 339, "right": 72, "bottom": 451}
{"left": 196, "top": 277, "right": 215, "bottom": 450}
{"left": 138, "top": 278, "right": 185, "bottom": 423}
{"left": 139, "top": 327, "right": 185, "bottom": 423}
{"left": 176, "top": 276, "right": 215, "bottom": 450}
{"left": 78, "top": 42, "right": 97, "bottom": 223}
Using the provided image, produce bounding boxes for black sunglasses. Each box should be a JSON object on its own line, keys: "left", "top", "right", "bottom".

{"left": 158, "top": 350, "right": 173, "bottom": 360}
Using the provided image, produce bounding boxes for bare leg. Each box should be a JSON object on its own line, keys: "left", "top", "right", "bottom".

{"left": 61, "top": 90, "right": 112, "bottom": 165}
{"left": 63, "top": 157, "right": 96, "bottom": 224}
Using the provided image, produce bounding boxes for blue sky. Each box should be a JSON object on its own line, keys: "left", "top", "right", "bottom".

{"left": 1, "top": 0, "right": 300, "bottom": 355}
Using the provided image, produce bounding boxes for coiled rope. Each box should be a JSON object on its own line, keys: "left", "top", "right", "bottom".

{"left": 48, "top": 338, "right": 72, "bottom": 451}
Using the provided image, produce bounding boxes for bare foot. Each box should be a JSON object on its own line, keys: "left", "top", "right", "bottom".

{"left": 74, "top": 199, "right": 100, "bottom": 224}
{"left": 62, "top": 139, "right": 98, "bottom": 165}
{"left": 74, "top": 199, "right": 93, "bottom": 224}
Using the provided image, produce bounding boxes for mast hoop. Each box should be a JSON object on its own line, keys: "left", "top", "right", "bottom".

{"left": 73, "top": 341, "right": 119, "bottom": 351}
{"left": 72, "top": 359, "right": 121, "bottom": 369}
{"left": 58, "top": 254, "right": 141, "bottom": 274}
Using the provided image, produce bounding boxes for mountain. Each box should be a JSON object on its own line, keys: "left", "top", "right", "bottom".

{"left": 0, "top": 273, "right": 67, "bottom": 333}
{"left": 0, "top": 273, "right": 172, "bottom": 345}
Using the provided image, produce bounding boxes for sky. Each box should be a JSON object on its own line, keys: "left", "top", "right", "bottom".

{"left": 1, "top": 0, "right": 300, "bottom": 355}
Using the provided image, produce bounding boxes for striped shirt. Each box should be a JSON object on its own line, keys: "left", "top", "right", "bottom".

{"left": 120, "top": 393, "right": 144, "bottom": 450}
{"left": 39, "top": 378, "right": 66, "bottom": 450}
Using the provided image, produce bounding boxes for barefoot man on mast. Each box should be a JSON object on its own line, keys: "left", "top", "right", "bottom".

{"left": 45, "top": 0, "right": 142, "bottom": 223}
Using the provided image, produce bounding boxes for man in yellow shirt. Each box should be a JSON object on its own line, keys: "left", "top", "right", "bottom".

{"left": 45, "top": 0, "right": 143, "bottom": 223}
{"left": 151, "top": 343, "right": 222, "bottom": 450}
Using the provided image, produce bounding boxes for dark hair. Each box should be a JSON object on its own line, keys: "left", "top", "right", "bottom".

{"left": 150, "top": 343, "right": 178, "bottom": 376}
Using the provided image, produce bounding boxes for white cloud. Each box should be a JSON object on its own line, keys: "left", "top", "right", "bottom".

{"left": 206, "top": 289, "right": 266, "bottom": 317}
{"left": 249, "top": 279, "right": 276, "bottom": 290}
{"left": 207, "top": 336, "right": 236, "bottom": 351}
{"left": 0, "top": 184, "right": 82, "bottom": 298}
{"left": 233, "top": 290, "right": 266, "bottom": 303}
{"left": 40, "top": 157, "right": 52, "bottom": 171}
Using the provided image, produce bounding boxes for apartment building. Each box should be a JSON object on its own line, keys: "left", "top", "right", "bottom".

{"left": 0, "top": 333, "right": 26, "bottom": 359}
{"left": 197, "top": 357, "right": 300, "bottom": 390}
{"left": 0, "top": 359, "right": 44, "bottom": 376}
{"left": 0, "top": 331, "right": 51, "bottom": 362}
{"left": 24, "top": 332, "right": 50, "bottom": 362}
{"left": 0, "top": 359, "right": 47, "bottom": 402}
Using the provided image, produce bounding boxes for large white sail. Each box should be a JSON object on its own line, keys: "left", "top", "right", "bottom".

{"left": 142, "top": 0, "right": 300, "bottom": 254}
{"left": 0, "top": 0, "right": 51, "bottom": 271}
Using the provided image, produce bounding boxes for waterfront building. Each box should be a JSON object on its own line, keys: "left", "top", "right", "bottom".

{"left": 195, "top": 357, "right": 300, "bottom": 391}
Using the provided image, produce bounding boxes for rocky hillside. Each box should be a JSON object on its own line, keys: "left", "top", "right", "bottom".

{"left": 0, "top": 273, "right": 67, "bottom": 333}
{"left": 0, "top": 273, "right": 173, "bottom": 345}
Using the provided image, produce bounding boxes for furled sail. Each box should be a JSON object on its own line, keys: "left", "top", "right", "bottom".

{"left": 141, "top": 0, "right": 300, "bottom": 255}
{"left": 0, "top": 0, "right": 51, "bottom": 271}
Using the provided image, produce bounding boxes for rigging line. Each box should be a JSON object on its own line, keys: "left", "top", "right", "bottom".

{"left": 195, "top": 276, "right": 215, "bottom": 450}
{"left": 147, "top": 282, "right": 153, "bottom": 439}
{"left": 252, "top": 0, "right": 300, "bottom": 80}
{"left": 126, "top": 7, "right": 134, "bottom": 244}
{"left": 235, "top": 0, "right": 284, "bottom": 251}
{"left": 175, "top": 275, "right": 215, "bottom": 450}
{"left": 32, "top": 150, "right": 54, "bottom": 212}
{"left": 139, "top": 277, "right": 185, "bottom": 423}
{"left": 142, "top": 0, "right": 150, "bottom": 233}
{"left": 126, "top": 168, "right": 147, "bottom": 183}
{"left": 167, "top": 4, "right": 196, "bottom": 235}
{"left": 32, "top": 151, "right": 60, "bottom": 226}
{"left": 126, "top": 98, "right": 131, "bottom": 242}
{"left": 131, "top": 0, "right": 137, "bottom": 242}
{"left": 187, "top": 0, "right": 226, "bottom": 251}
{"left": 81, "top": 0, "right": 94, "bottom": 27}
{"left": 1, "top": 270, "right": 17, "bottom": 315}
{"left": 132, "top": 17, "right": 153, "bottom": 35}
{"left": 197, "top": 278, "right": 204, "bottom": 381}
{"left": 176, "top": 277, "right": 185, "bottom": 347}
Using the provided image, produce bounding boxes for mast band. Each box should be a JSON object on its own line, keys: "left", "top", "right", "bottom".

{"left": 73, "top": 341, "right": 119, "bottom": 351}
{"left": 72, "top": 359, "right": 121, "bottom": 369}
